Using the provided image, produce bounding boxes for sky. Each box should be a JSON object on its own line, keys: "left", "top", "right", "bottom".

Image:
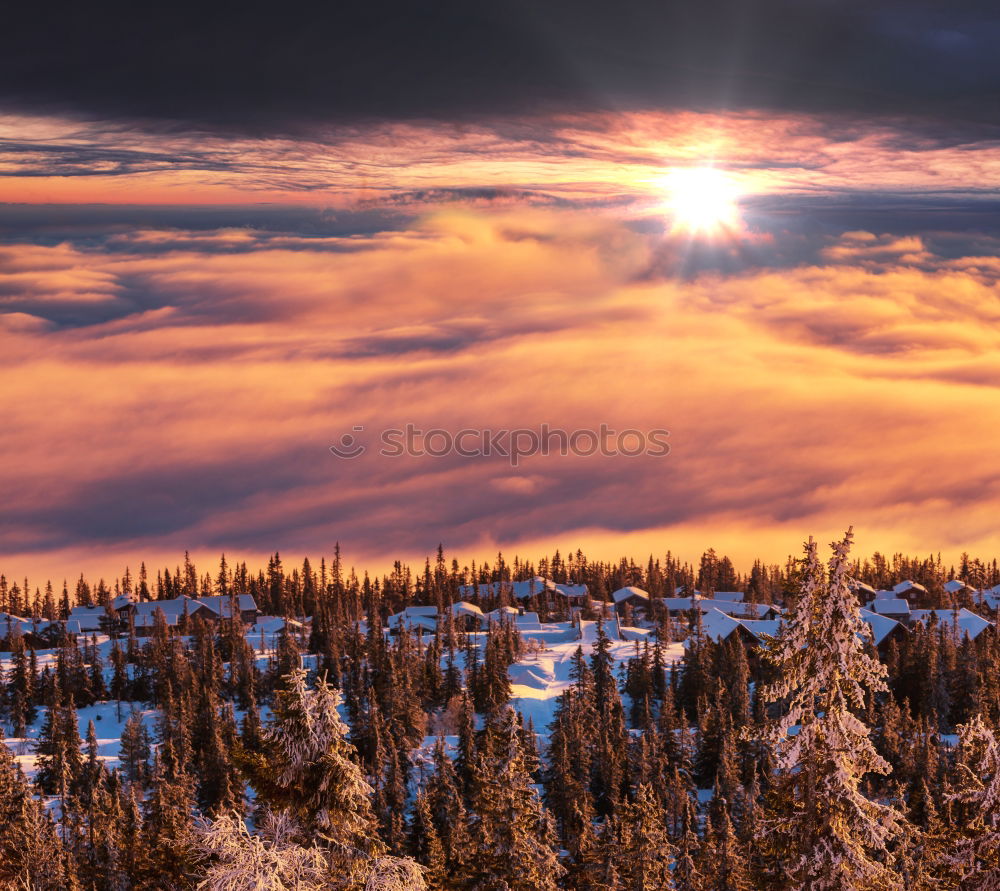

{"left": 2, "top": 1, "right": 1000, "bottom": 582}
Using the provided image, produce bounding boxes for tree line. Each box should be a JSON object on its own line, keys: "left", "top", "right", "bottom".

{"left": 3, "top": 534, "right": 1000, "bottom": 887}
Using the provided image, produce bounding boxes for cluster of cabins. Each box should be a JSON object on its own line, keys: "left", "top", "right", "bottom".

{"left": 384, "top": 579, "right": 782, "bottom": 637}
{"left": 384, "top": 575, "right": 1000, "bottom": 654}
{"left": 701, "top": 578, "right": 997, "bottom": 652}
{"left": 387, "top": 577, "right": 591, "bottom": 636}
{"left": 5, "top": 573, "right": 1000, "bottom": 652}
{"left": 0, "top": 593, "right": 264, "bottom": 645}
{"left": 388, "top": 603, "right": 547, "bottom": 634}
{"left": 0, "top": 614, "right": 74, "bottom": 648}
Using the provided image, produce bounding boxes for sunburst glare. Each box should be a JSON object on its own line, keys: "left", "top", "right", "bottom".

{"left": 665, "top": 166, "right": 742, "bottom": 235}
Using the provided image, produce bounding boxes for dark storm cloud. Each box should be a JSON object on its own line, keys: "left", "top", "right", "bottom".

{"left": 0, "top": 452, "right": 316, "bottom": 549}
{"left": 0, "top": 204, "right": 410, "bottom": 249}
{"left": 0, "top": 138, "right": 232, "bottom": 177}
{"left": 2, "top": 0, "right": 999, "bottom": 131}
{"left": 357, "top": 187, "right": 593, "bottom": 209}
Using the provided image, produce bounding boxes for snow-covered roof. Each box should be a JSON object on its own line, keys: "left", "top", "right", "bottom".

{"left": 909, "top": 608, "right": 992, "bottom": 640}
{"left": 449, "top": 601, "right": 484, "bottom": 619}
{"left": 695, "top": 610, "right": 781, "bottom": 644}
{"left": 868, "top": 599, "right": 910, "bottom": 617}
{"left": 738, "top": 618, "right": 783, "bottom": 641}
{"left": 698, "top": 608, "right": 745, "bottom": 642}
{"left": 485, "top": 605, "right": 521, "bottom": 623}
{"left": 130, "top": 596, "right": 207, "bottom": 627}
{"left": 0, "top": 614, "right": 76, "bottom": 637}
{"left": 719, "top": 601, "right": 778, "bottom": 619}
{"left": 67, "top": 606, "right": 106, "bottom": 631}
{"left": 250, "top": 616, "right": 303, "bottom": 634}
{"left": 893, "top": 580, "right": 928, "bottom": 596}
{"left": 387, "top": 612, "right": 438, "bottom": 632}
{"left": 612, "top": 586, "right": 649, "bottom": 604}
{"left": 112, "top": 593, "right": 137, "bottom": 610}
{"left": 458, "top": 576, "right": 555, "bottom": 601}
{"left": 975, "top": 591, "right": 1000, "bottom": 611}
{"left": 395, "top": 605, "right": 438, "bottom": 617}
{"left": 858, "top": 609, "right": 905, "bottom": 646}
{"left": 712, "top": 591, "right": 745, "bottom": 602}
{"left": 552, "top": 583, "right": 588, "bottom": 599}
{"left": 851, "top": 581, "right": 877, "bottom": 597}
{"left": 0, "top": 612, "right": 29, "bottom": 632}
{"left": 701, "top": 609, "right": 903, "bottom": 649}
{"left": 664, "top": 597, "right": 775, "bottom": 618}
{"left": 197, "top": 594, "right": 259, "bottom": 617}
{"left": 944, "top": 580, "right": 973, "bottom": 595}
{"left": 15, "top": 618, "right": 76, "bottom": 637}
{"left": 387, "top": 606, "right": 437, "bottom": 629}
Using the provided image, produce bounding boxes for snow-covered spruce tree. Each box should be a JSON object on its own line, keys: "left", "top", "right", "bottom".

{"left": 196, "top": 810, "right": 330, "bottom": 891}
{"left": 673, "top": 793, "right": 706, "bottom": 891}
{"left": 408, "top": 791, "right": 447, "bottom": 890}
{"left": 34, "top": 682, "right": 83, "bottom": 795}
{"left": 227, "top": 668, "right": 426, "bottom": 890}
{"left": 239, "top": 668, "right": 382, "bottom": 868}
{"left": 703, "top": 792, "right": 753, "bottom": 891}
{"left": 468, "top": 705, "right": 564, "bottom": 891}
{"left": 119, "top": 710, "right": 152, "bottom": 786}
{"left": 942, "top": 712, "right": 1000, "bottom": 888}
{"left": 140, "top": 747, "right": 200, "bottom": 889}
{"left": 755, "top": 529, "right": 907, "bottom": 890}
{"left": 0, "top": 726, "right": 68, "bottom": 889}
{"left": 618, "top": 783, "right": 677, "bottom": 890}
{"left": 424, "top": 735, "right": 472, "bottom": 880}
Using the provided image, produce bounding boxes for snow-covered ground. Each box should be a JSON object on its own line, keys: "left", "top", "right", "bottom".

{"left": 507, "top": 620, "right": 684, "bottom": 730}
{"left": 3, "top": 700, "right": 160, "bottom": 780}
{"left": 1, "top": 616, "right": 681, "bottom": 779}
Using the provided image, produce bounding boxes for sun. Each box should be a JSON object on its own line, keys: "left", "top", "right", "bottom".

{"left": 665, "top": 166, "right": 741, "bottom": 235}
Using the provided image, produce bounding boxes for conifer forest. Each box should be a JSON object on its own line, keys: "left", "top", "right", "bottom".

{"left": 4, "top": 532, "right": 1000, "bottom": 889}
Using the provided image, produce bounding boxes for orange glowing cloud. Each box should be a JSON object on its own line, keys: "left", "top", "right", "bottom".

{"left": 3, "top": 109, "right": 1000, "bottom": 211}
{"left": 2, "top": 205, "right": 1000, "bottom": 581}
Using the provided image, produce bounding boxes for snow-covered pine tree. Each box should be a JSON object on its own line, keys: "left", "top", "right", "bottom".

{"left": 943, "top": 712, "right": 1000, "bottom": 888}
{"left": 673, "top": 793, "right": 706, "bottom": 891}
{"left": 618, "top": 783, "right": 677, "bottom": 890}
{"left": 408, "top": 791, "right": 447, "bottom": 890}
{"left": 230, "top": 668, "right": 427, "bottom": 890}
{"left": 544, "top": 687, "right": 595, "bottom": 852}
{"left": 468, "top": 705, "right": 564, "bottom": 891}
{"left": 756, "top": 528, "right": 907, "bottom": 890}
{"left": 195, "top": 810, "right": 330, "bottom": 891}
{"left": 141, "top": 748, "right": 199, "bottom": 888}
{"left": 0, "top": 726, "right": 67, "bottom": 889}
{"left": 119, "top": 710, "right": 152, "bottom": 786}
{"left": 425, "top": 735, "right": 472, "bottom": 879}
{"left": 239, "top": 668, "right": 381, "bottom": 872}
{"left": 34, "top": 681, "right": 83, "bottom": 795}
{"left": 703, "top": 793, "right": 753, "bottom": 891}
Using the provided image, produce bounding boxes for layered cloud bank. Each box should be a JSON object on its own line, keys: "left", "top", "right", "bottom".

{"left": 3, "top": 106, "right": 1000, "bottom": 579}
{"left": 3, "top": 110, "right": 1000, "bottom": 207}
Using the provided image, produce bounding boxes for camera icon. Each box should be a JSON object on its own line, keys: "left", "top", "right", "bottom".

{"left": 329, "top": 426, "right": 367, "bottom": 459}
